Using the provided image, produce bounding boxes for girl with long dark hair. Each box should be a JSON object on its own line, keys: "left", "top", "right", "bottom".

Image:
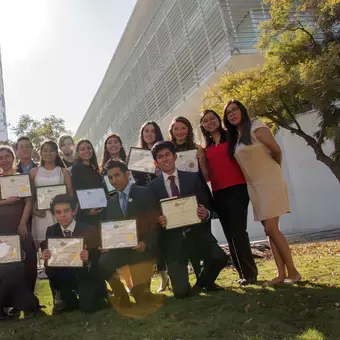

{"left": 135, "top": 121, "right": 168, "bottom": 292}
{"left": 223, "top": 100, "right": 300, "bottom": 285}
{"left": 100, "top": 133, "right": 127, "bottom": 171}
{"left": 30, "top": 140, "right": 73, "bottom": 248}
{"left": 71, "top": 139, "right": 104, "bottom": 227}
{"left": 200, "top": 110, "right": 258, "bottom": 285}
{"left": 133, "top": 121, "right": 164, "bottom": 186}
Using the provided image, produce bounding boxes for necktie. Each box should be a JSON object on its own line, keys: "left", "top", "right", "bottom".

{"left": 63, "top": 229, "right": 72, "bottom": 238}
{"left": 120, "top": 191, "right": 128, "bottom": 216}
{"left": 168, "top": 175, "right": 180, "bottom": 197}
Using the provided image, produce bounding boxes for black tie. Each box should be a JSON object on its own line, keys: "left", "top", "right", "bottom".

{"left": 64, "top": 230, "right": 72, "bottom": 238}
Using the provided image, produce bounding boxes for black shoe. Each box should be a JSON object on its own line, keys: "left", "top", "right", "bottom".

{"left": 52, "top": 300, "right": 67, "bottom": 315}
{"left": 201, "top": 283, "right": 225, "bottom": 292}
{"left": 6, "top": 308, "right": 21, "bottom": 317}
{"left": 239, "top": 278, "right": 258, "bottom": 286}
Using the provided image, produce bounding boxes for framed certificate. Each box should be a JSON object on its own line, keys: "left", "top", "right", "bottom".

{"left": 127, "top": 147, "right": 155, "bottom": 174}
{"left": 161, "top": 195, "right": 201, "bottom": 230}
{"left": 47, "top": 238, "right": 84, "bottom": 267}
{"left": 100, "top": 219, "right": 138, "bottom": 249}
{"left": 0, "top": 235, "right": 21, "bottom": 264}
{"left": 76, "top": 188, "right": 107, "bottom": 209}
{"left": 37, "top": 184, "right": 67, "bottom": 211}
{"left": 176, "top": 149, "right": 199, "bottom": 173}
{"left": 103, "top": 175, "right": 116, "bottom": 194}
{"left": 0, "top": 174, "right": 32, "bottom": 199}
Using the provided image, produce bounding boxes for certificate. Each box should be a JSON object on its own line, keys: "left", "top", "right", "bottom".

{"left": 161, "top": 195, "right": 201, "bottom": 230}
{"left": 176, "top": 149, "right": 199, "bottom": 172}
{"left": 76, "top": 188, "right": 107, "bottom": 209}
{"left": 101, "top": 219, "right": 138, "bottom": 249}
{"left": 104, "top": 173, "right": 136, "bottom": 194}
{"left": 0, "top": 235, "right": 21, "bottom": 264}
{"left": 103, "top": 175, "right": 116, "bottom": 194}
{"left": 47, "top": 238, "right": 83, "bottom": 267}
{"left": 127, "top": 147, "right": 155, "bottom": 174}
{"left": 37, "top": 184, "right": 67, "bottom": 210}
{"left": 0, "top": 174, "right": 32, "bottom": 199}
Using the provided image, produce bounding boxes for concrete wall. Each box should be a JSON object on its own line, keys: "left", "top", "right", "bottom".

{"left": 211, "top": 111, "right": 340, "bottom": 243}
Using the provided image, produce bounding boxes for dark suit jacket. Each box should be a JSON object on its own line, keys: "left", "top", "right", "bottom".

{"left": 105, "top": 184, "right": 161, "bottom": 259}
{"left": 45, "top": 221, "right": 101, "bottom": 265}
{"left": 147, "top": 170, "right": 213, "bottom": 261}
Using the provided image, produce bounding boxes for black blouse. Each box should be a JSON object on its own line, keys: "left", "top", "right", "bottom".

{"left": 71, "top": 162, "right": 105, "bottom": 227}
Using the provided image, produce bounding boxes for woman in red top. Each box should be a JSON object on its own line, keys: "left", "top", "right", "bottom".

{"left": 200, "top": 109, "right": 258, "bottom": 285}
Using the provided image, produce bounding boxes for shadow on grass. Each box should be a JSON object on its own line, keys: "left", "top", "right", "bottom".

{"left": 1, "top": 280, "right": 339, "bottom": 340}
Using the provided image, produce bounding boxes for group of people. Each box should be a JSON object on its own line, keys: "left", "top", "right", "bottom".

{"left": 0, "top": 99, "right": 300, "bottom": 320}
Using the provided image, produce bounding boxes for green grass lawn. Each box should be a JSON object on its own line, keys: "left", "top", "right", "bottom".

{"left": 1, "top": 241, "right": 340, "bottom": 340}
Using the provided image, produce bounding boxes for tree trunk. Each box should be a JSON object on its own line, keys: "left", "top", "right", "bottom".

{"left": 288, "top": 127, "right": 340, "bottom": 182}
{"left": 269, "top": 116, "right": 340, "bottom": 182}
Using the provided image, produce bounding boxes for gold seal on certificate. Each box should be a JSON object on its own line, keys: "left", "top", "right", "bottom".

{"left": 176, "top": 149, "right": 199, "bottom": 173}
{"left": 127, "top": 147, "right": 155, "bottom": 174}
{"left": 37, "top": 184, "right": 67, "bottom": 211}
{"left": 0, "top": 174, "right": 32, "bottom": 199}
{"left": 100, "top": 219, "right": 138, "bottom": 249}
{"left": 76, "top": 188, "right": 107, "bottom": 209}
{"left": 47, "top": 238, "right": 84, "bottom": 267}
{"left": 161, "top": 195, "right": 201, "bottom": 230}
{"left": 0, "top": 235, "right": 21, "bottom": 264}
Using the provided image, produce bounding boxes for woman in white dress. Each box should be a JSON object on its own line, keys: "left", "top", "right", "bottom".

{"left": 30, "top": 141, "right": 73, "bottom": 249}
{"left": 223, "top": 100, "right": 300, "bottom": 285}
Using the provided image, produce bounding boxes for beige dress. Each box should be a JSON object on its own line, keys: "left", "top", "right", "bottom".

{"left": 234, "top": 120, "right": 290, "bottom": 222}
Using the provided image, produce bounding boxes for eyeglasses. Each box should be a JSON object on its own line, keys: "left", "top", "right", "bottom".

{"left": 225, "top": 107, "right": 239, "bottom": 116}
{"left": 201, "top": 116, "right": 218, "bottom": 125}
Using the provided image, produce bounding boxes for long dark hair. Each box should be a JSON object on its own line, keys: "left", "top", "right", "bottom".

{"left": 74, "top": 139, "right": 99, "bottom": 171}
{"left": 199, "top": 109, "right": 227, "bottom": 149}
{"left": 169, "top": 116, "right": 196, "bottom": 150}
{"left": 139, "top": 121, "right": 164, "bottom": 150}
{"left": 100, "top": 133, "right": 126, "bottom": 171}
{"left": 40, "top": 140, "right": 65, "bottom": 168}
{"left": 223, "top": 100, "right": 252, "bottom": 158}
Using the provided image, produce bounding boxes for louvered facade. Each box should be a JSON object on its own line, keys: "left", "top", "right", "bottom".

{"left": 75, "top": 0, "right": 269, "bottom": 155}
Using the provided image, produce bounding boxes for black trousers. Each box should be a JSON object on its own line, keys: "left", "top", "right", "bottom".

{"left": 22, "top": 235, "right": 37, "bottom": 292}
{"left": 166, "top": 230, "right": 228, "bottom": 298}
{"left": 213, "top": 184, "right": 258, "bottom": 280}
{"left": 0, "top": 263, "right": 39, "bottom": 314}
{"left": 46, "top": 267, "right": 107, "bottom": 313}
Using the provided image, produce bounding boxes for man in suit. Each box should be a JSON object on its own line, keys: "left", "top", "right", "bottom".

{"left": 42, "top": 194, "right": 107, "bottom": 314}
{"left": 98, "top": 160, "right": 161, "bottom": 306}
{"left": 148, "top": 141, "right": 228, "bottom": 298}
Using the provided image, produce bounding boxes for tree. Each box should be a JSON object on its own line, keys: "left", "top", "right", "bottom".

{"left": 12, "top": 114, "right": 71, "bottom": 158}
{"left": 203, "top": 0, "right": 340, "bottom": 181}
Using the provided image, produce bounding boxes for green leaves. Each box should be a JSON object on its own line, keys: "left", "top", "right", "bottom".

{"left": 11, "top": 114, "right": 71, "bottom": 156}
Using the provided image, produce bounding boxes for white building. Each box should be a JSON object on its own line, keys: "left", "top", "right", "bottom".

{"left": 0, "top": 48, "right": 8, "bottom": 142}
{"left": 75, "top": 0, "right": 340, "bottom": 241}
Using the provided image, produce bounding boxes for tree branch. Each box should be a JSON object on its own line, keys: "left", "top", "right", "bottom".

{"left": 280, "top": 97, "right": 302, "bottom": 131}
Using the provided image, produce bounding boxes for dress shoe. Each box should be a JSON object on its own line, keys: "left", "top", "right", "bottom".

{"left": 52, "top": 300, "right": 66, "bottom": 315}
{"left": 200, "top": 283, "right": 225, "bottom": 292}
{"left": 157, "top": 271, "right": 169, "bottom": 293}
{"left": 238, "top": 278, "right": 258, "bottom": 286}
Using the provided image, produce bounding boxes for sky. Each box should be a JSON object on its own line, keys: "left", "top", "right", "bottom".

{"left": 0, "top": 0, "right": 137, "bottom": 140}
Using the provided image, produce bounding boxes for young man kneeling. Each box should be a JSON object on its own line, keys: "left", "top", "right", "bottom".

{"left": 42, "top": 195, "right": 108, "bottom": 314}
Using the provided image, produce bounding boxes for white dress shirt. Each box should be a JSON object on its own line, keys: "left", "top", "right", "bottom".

{"left": 60, "top": 219, "right": 76, "bottom": 237}
{"left": 163, "top": 169, "right": 180, "bottom": 197}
